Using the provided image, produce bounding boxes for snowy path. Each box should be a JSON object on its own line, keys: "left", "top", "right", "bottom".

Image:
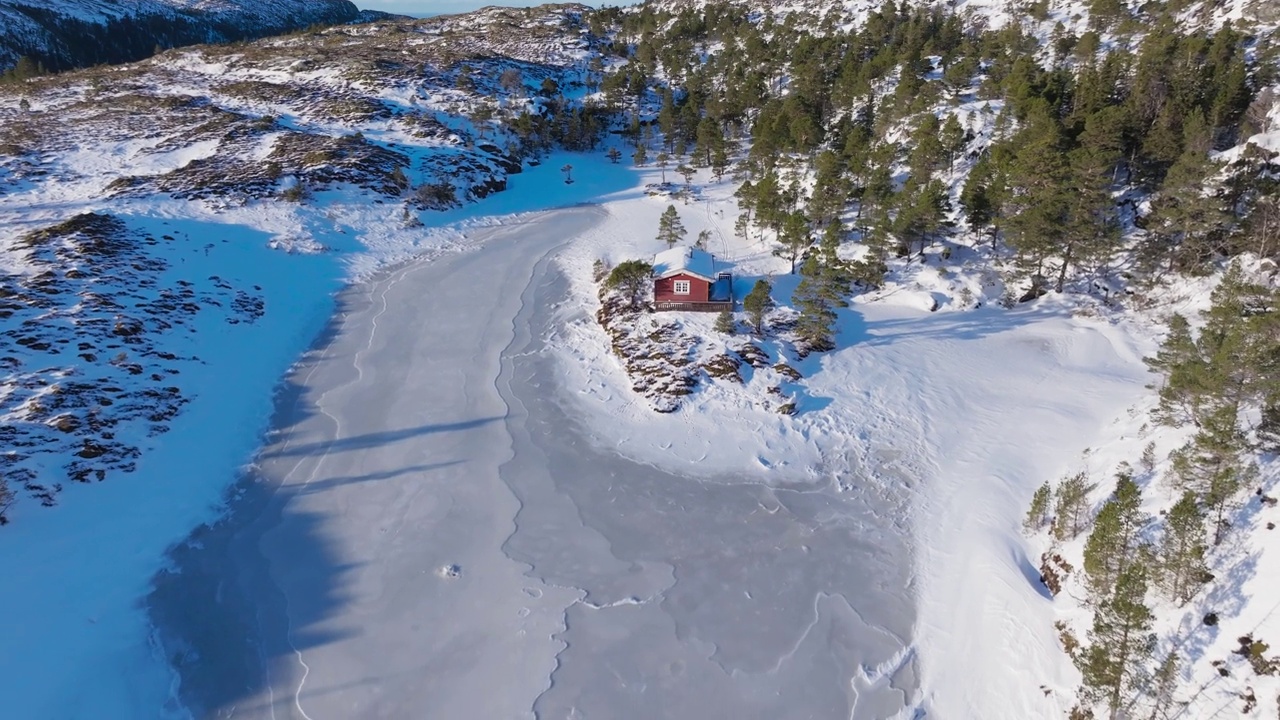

{"left": 151, "top": 205, "right": 920, "bottom": 719}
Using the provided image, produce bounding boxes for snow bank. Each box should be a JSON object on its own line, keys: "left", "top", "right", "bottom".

{"left": 546, "top": 159, "right": 1161, "bottom": 717}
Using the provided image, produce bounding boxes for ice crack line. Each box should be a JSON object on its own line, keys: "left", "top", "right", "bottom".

{"left": 575, "top": 591, "right": 665, "bottom": 610}
{"left": 267, "top": 265, "right": 415, "bottom": 720}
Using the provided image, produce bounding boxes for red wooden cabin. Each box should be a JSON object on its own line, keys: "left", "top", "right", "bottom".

{"left": 652, "top": 247, "right": 733, "bottom": 312}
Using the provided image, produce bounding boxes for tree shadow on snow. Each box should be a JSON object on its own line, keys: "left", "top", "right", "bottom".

{"left": 291, "top": 460, "right": 464, "bottom": 495}
{"left": 847, "top": 296, "right": 1075, "bottom": 350}
{"left": 146, "top": 292, "right": 482, "bottom": 717}
{"left": 260, "top": 419, "right": 501, "bottom": 460}
{"left": 1012, "top": 545, "right": 1055, "bottom": 601}
{"left": 147, "top": 477, "right": 361, "bottom": 720}
{"left": 1163, "top": 490, "right": 1272, "bottom": 688}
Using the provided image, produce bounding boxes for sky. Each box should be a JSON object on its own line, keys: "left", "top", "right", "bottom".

{"left": 359, "top": 0, "right": 607, "bottom": 16}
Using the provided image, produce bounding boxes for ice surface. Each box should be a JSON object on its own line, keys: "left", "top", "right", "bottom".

{"left": 505, "top": 259, "right": 916, "bottom": 719}
{"left": 149, "top": 206, "right": 918, "bottom": 718}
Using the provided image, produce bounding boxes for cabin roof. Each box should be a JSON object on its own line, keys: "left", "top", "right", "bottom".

{"left": 652, "top": 247, "right": 717, "bottom": 282}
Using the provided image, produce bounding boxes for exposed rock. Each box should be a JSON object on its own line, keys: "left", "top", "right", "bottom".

{"left": 596, "top": 290, "right": 700, "bottom": 412}
{"left": 701, "top": 353, "right": 742, "bottom": 383}
{"left": 0, "top": 0, "right": 363, "bottom": 73}
{"left": 0, "top": 213, "right": 261, "bottom": 507}
{"left": 773, "top": 362, "right": 802, "bottom": 381}
{"left": 1039, "top": 551, "right": 1073, "bottom": 597}
{"left": 734, "top": 342, "right": 770, "bottom": 369}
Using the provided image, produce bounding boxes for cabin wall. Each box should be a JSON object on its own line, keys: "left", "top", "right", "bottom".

{"left": 654, "top": 273, "right": 710, "bottom": 303}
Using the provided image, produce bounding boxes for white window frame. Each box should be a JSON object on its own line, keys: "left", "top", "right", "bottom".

{"left": 673, "top": 280, "right": 691, "bottom": 295}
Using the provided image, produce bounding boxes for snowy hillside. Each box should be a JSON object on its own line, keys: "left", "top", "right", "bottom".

{"left": 0, "top": 0, "right": 362, "bottom": 72}
{"left": 1, "top": 0, "right": 1280, "bottom": 719}
{"left": 0, "top": 2, "right": 603, "bottom": 517}
{"left": 652, "top": 0, "right": 1278, "bottom": 29}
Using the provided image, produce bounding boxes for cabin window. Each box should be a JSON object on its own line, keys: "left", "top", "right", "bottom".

{"left": 673, "top": 280, "right": 691, "bottom": 295}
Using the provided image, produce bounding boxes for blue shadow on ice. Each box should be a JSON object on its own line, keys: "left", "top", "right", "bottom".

{"left": 146, "top": 312, "right": 477, "bottom": 718}
{"left": 148, "top": 491, "right": 361, "bottom": 719}
{"left": 427, "top": 149, "right": 646, "bottom": 225}
{"left": 141, "top": 150, "right": 640, "bottom": 719}
{"left": 261, "top": 418, "right": 501, "bottom": 460}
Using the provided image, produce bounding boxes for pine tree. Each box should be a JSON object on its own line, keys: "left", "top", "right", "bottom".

{"left": 658, "top": 88, "right": 678, "bottom": 150}
{"left": 818, "top": 221, "right": 844, "bottom": 266}
{"left": 1170, "top": 401, "right": 1247, "bottom": 545}
{"left": 808, "top": 150, "right": 850, "bottom": 227}
{"left": 734, "top": 213, "right": 752, "bottom": 243}
{"left": 1260, "top": 399, "right": 1280, "bottom": 452}
{"left": 1238, "top": 177, "right": 1280, "bottom": 259}
{"left": 695, "top": 115, "right": 723, "bottom": 168}
{"left": 960, "top": 153, "right": 1000, "bottom": 246}
{"left": 792, "top": 255, "right": 841, "bottom": 353}
{"left": 1146, "top": 314, "right": 1212, "bottom": 424}
{"left": 633, "top": 144, "right": 648, "bottom": 166}
{"left": 940, "top": 114, "right": 967, "bottom": 173}
{"left": 1025, "top": 481, "right": 1053, "bottom": 533}
{"left": 743, "top": 279, "right": 774, "bottom": 335}
{"left": 657, "top": 205, "right": 687, "bottom": 247}
{"left": 1141, "top": 442, "right": 1157, "bottom": 474}
{"left": 858, "top": 146, "right": 898, "bottom": 237}
{"left": 1082, "top": 471, "right": 1149, "bottom": 598}
{"left": 1198, "top": 264, "right": 1280, "bottom": 405}
{"left": 1158, "top": 491, "right": 1210, "bottom": 604}
{"left": 714, "top": 310, "right": 736, "bottom": 335}
{"left": 1140, "top": 113, "right": 1230, "bottom": 275}
{"left": 605, "top": 260, "right": 654, "bottom": 310}
{"left": 711, "top": 142, "right": 731, "bottom": 181}
{"left": 1003, "top": 106, "right": 1071, "bottom": 283}
{"left": 606, "top": 147, "right": 622, "bottom": 164}
{"left": 1077, "top": 566, "right": 1157, "bottom": 718}
{"left": 1054, "top": 471, "right": 1097, "bottom": 540}
{"left": 1208, "top": 461, "right": 1255, "bottom": 548}
{"left": 1148, "top": 652, "right": 1180, "bottom": 720}
{"left": 894, "top": 179, "right": 951, "bottom": 260}
{"left": 1208, "top": 56, "right": 1250, "bottom": 146}
{"left": 1058, "top": 109, "right": 1125, "bottom": 291}
{"left": 774, "top": 211, "right": 811, "bottom": 274}
{"left": 906, "top": 113, "right": 945, "bottom": 180}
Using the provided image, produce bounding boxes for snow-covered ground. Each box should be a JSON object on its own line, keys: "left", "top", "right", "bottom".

{"left": 147, "top": 195, "right": 918, "bottom": 719}
{"left": 0, "top": 140, "right": 1176, "bottom": 719}
{"left": 1, "top": 0, "right": 1276, "bottom": 714}
{"left": 0, "top": 126, "right": 1263, "bottom": 720}
{"left": 0, "top": 154, "right": 635, "bottom": 720}
{"left": 541, "top": 163, "right": 1161, "bottom": 718}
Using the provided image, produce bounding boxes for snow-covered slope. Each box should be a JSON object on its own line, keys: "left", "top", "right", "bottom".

{"left": 0, "top": 0, "right": 362, "bottom": 72}
{"left": 0, "top": 5, "right": 629, "bottom": 717}
{"left": 0, "top": 1, "right": 602, "bottom": 519}
{"left": 1, "top": 1, "right": 1278, "bottom": 718}
{"left": 652, "top": 0, "right": 1277, "bottom": 32}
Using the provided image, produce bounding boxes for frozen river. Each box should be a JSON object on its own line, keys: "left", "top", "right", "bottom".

{"left": 150, "top": 206, "right": 918, "bottom": 719}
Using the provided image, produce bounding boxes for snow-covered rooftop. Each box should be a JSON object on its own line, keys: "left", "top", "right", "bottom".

{"left": 652, "top": 246, "right": 718, "bottom": 281}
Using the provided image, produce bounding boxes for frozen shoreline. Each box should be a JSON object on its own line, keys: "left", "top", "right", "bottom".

{"left": 148, "top": 208, "right": 599, "bottom": 718}
{"left": 149, "top": 203, "right": 921, "bottom": 718}
{"left": 2, "top": 141, "right": 1162, "bottom": 719}
{"left": 502, "top": 246, "right": 918, "bottom": 718}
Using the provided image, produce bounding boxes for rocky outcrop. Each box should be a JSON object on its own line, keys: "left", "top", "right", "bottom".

{"left": 0, "top": 213, "right": 265, "bottom": 507}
